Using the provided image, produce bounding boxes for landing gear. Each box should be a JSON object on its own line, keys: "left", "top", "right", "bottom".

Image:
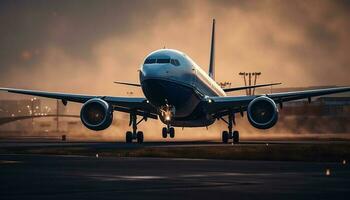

{"left": 162, "top": 126, "right": 175, "bottom": 139}
{"left": 125, "top": 113, "right": 146, "bottom": 143}
{"left": 136, "top": 131, "right": 144, "bottom": 143}
{"left": 126, "top": 131, "right": 133, "bottom": 143}
{"left": 220, "top": 113, "right": 240, "bottom": 144}
{"left": 233, "top": 130, "right": 239, "bottom": 143}
{"left": 160, "top": 103, "right": 176, "bottom": 139}
{"left": 222, "top": 131, "right": 229, "bottom": 143}
{"left": 169, "top": 127, "right": 175, "bottom": 138}
{"left": 162, "top": 127, "right": 167, "bottom": 138}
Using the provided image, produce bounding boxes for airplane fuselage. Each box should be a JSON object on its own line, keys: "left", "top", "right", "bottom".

{"left": 139, "top": 49, "right": 225, "bottom": 127}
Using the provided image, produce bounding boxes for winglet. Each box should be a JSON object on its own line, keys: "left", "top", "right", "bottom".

{"left": 208, "top": 18, "right": 215, "bottom": 80}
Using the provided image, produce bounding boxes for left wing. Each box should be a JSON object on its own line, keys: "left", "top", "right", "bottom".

{"left": 207, "top": 86, "right": 350, "bottom": 117}
{"left": 0, "top": 87, "right": 158, "bottom": 119}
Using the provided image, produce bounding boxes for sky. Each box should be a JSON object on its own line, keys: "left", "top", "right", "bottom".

{"left": 0, "top": 0, "right": 350, "bottom": 98}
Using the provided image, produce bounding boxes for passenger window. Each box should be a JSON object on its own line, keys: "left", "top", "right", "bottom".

{"left": 157, "top": 58, "right": 170, "bottom": 64}
{"left": 171, "top": 59, "right": 180, "bottom": 66}
{"left": 144, "top": 58, "right": 156, "bottom": 64}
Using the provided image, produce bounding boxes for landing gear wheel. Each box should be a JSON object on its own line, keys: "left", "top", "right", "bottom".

{"left": 233, "top": 131, "right": 239, "bottom": 143}
{"left": 162, "top": 127, "right": 168, "bottom": 138}
{"left": 126, "top": 131, "right": 133, "bottom": 143}
{"left": 222, "top": 131, "right": 229, "bottom": 144}
{"left": 137, "top": 131, "right": 144, "bottom": 144}
{"left": 169, "top": 127, "right": 175, "bottom": 138}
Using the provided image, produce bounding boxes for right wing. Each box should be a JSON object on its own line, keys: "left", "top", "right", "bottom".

{"left": 0, "top": 87, "right": 158, "bottom": 119}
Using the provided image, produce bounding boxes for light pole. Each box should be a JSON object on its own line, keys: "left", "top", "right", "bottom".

{"left": 239, "top": 72, "right": 261, "bottom": 95}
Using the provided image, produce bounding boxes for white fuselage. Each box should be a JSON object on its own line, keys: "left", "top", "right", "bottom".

{"left": 139, "top": 49, "right": 226, "bottom": 127}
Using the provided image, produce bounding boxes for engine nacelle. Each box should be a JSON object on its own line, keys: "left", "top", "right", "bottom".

{"left": 80, "top": 98, "right": 113, "bottom": 131}
{"left": 247, "top": 96, "right": 278, "bottom": 129}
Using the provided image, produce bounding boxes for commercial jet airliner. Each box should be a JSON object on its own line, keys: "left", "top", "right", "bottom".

{"left": 1, "top": 19, "right": 349, "bottom": 143}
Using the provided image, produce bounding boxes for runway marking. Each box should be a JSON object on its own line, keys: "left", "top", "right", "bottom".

{"left": 118, "top": 176, "right": 165, "bottom": 180}
{"left": 220, "top": 172, "right": 272, "bottom": 176}
{"left": 0, "top": 160, "right": 22, "bottom": 164}
{"left": 86, "top": 174, "right": 166, "bottom": 181}
{"left": 180, "top": 174, "right": 207, "bottom": 178}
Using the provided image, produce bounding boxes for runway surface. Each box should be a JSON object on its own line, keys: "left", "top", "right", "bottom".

{"left": 1, "top": 154, "right": 349, "bottom": 200}
{"left": 1, "top": 140, "right": 349, "bottom": 148}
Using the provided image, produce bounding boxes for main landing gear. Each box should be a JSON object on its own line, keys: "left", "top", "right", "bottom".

{"left": 220, "top": 113, "right": 239, "bottom": 144}
{"left": 162, "top": 125, "right": 175, "bottom": 139}
{"left": 125, "top": 113, "right": 146, "bottom": 144}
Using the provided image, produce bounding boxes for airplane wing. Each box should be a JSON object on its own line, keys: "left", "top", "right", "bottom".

{"left": 207, "top": 86, "right": 350, "bottom": 118}
{"left": 0, "top": 87, "right": 158, "bottom": 119}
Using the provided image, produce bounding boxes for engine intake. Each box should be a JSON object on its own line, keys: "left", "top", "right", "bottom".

{"left": 247, "top": 96, "right": 278, "bottom": 129}
{"left": 80, "top": 98, "right": 113, "bottom": 131}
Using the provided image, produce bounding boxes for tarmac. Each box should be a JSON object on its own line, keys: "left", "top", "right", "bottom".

{"left": 1, "top": 153, "right": 350, "bottom": 200}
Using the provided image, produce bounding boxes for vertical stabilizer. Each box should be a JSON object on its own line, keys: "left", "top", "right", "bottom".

{"left": 208, "top": 19, "right": 215, "bottom": 80}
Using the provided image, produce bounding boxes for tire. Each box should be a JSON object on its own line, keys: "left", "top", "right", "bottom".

{"left": 222, "top": 131, "right": 229, "bottom": 143}
{"left": 162, "top": 127, "right": 167, "bottom": 138}
{"left": 126, "top": 131, "right": 133, "bottom": 143}
{"left": 137, "top": 131, "right": 144, "bottom": 144}
{"left": 169, "top": 127, "right": 175, "bottom": 138}
{"left": 233, "top": 131, "right": 239, "bottom": 143}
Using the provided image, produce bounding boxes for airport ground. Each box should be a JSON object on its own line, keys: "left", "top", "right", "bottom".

{"left": 1, "top": 154, "right": 350, "bottom": 200}
{"left": 1, "top": 136, "right": 350, "bottom": 199}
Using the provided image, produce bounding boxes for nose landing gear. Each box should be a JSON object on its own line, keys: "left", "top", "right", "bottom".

{"left": 160, "top": 104, "right": 176, "bottom": 139}
{"left": 162, "top": 126, "right": 175, "bottom": 139}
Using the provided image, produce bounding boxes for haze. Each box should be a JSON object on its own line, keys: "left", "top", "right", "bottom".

{"left": 0, "top": 0, "right": 349, "bottom": 98}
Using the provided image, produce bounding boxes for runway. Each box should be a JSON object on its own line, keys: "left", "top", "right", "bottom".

{"left": 1, "top": 140, "right": 349, "bottom": 148}
{"left": 1, "top": 154, "right": 349, "bottom": 200}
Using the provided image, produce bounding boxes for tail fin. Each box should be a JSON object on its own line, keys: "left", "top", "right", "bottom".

{"left": 208, "top": 19, "right": 215, "bottom": 80}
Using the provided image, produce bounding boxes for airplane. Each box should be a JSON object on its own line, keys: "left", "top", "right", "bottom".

{"left": 1, "top": 19, "right": 349, "bottom": 144}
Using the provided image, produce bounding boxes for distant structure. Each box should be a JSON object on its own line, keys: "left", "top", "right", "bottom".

{"left": 239, "top": 72, "right": 261, "bottom": 95}
{"left": 218, "top": 82, "right": 232, "bottom": 88}
{"left": 0, "top": 98, "right": 68, "bottom": 133}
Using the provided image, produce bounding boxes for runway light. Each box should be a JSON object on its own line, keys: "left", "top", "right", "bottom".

{"left": 266, "top": 143, "right": 269, "bottom": 147}
{"left": 325, "top": 169, "right": 331, "bottom": 176}
{"left": 343, "top": 160, "right": 346, "bottom": 165}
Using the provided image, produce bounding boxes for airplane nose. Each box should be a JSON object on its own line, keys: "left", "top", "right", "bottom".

{"left": 140, "top": 64, "right": 169, "bottom": 81}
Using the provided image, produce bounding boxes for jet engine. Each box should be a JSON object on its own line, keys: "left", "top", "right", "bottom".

{"left": 247, "top": 96, "right": 278, "bottom": 129}
{"left": 80, "top": 98, "right": 113, "bottom": 131}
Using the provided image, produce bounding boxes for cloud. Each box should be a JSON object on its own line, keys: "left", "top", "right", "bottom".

{"left": 1, "top": 0, "right": 349, "bottom": 94}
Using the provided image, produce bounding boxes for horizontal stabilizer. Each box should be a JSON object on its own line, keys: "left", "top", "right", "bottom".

{"left": 223, "top": 83, "right": 281, "bottom": 92}
{"left": 114, "top": 81, "right": 141, "bottom": 87}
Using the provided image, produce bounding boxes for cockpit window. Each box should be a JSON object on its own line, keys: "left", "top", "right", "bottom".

{"left": 144, "top": 58, "right": 156, "bottom": 64}
{"left": 171, "top": 59, "right": 180, "bottom": 66}
{"left": 144, "top": 57, "right": 180, "bottom": 66}
{"left": 157, "top": 58, "right": 170, "bottom": 64}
